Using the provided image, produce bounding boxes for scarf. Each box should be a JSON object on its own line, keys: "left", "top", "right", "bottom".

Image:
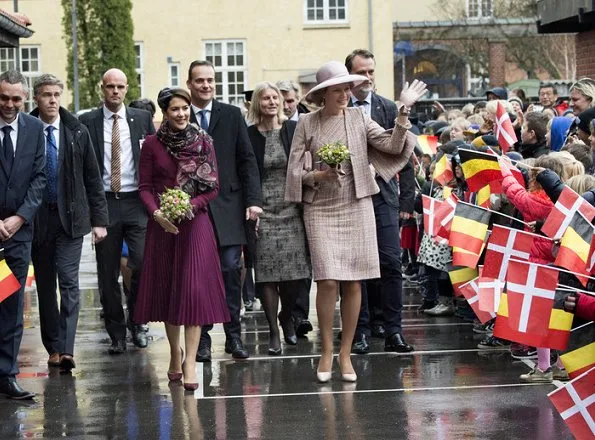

{"left": 156, "top": 120, "right": 217, "bottom": 197}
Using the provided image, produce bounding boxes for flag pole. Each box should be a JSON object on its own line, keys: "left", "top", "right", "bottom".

{"left": 509, "top": 257, "right": 595, "bottom": 285}
{"left": 457, "top": 200, "right": 532, "bottom": 228}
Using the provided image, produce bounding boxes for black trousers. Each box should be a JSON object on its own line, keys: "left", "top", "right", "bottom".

{"left": 201, "top": 245, "right": 242, "bottom": 343}
{"left": 32, "top": 206, "right": 83, "bottom": 356}
{"left": 95, "top": 193, "right": 147, "bottom": 342}
{"left": 292, "top": 278, "right": 312, "bottom": 323}
{"left": 356, "top": 194, "right": 404, "bottom": 337}
{"left": 0, "top": 239, "right": 30, "bottom": 379}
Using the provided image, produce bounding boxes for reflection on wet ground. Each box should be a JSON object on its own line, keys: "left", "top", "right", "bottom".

{"left": 1, "top": 282, "right": 571, "bottom": 439}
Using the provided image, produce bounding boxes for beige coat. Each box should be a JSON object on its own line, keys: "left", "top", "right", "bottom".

{"left": 285, "top": 107, "right": 417, "bottom": 203}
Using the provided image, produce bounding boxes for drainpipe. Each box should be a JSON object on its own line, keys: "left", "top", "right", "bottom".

{"left": 367, "top": 0, "right": 373, "bottom": 52}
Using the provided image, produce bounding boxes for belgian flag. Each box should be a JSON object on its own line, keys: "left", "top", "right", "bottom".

{"left": 554, "top": 210, "right": 594, "bottom": 286}
{"left": 447, "top": 264, "right": 479, "bottom": 296}
{"left": 493, "top": 290, "right": 574, "bottom": 350}
{"left": 0, "top": 252, "right": 21, "bottom": 303}
{"left": 449, "top": 202, "right": 491, "bottom": 256}
{"left": 433, "top": 154, "right": 454, "bottom": 186}
{"left": 560, "top": 321, "right": 595, "bottom": 380}
{"left": 458, "top": 149, "right": 502, "bottom": 192}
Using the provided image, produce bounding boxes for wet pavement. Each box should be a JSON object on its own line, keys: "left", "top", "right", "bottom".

{"left": 0, "top": 239, "right": 573, "bottom": 439}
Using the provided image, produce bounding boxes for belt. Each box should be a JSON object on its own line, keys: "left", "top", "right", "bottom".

{"left": 105, "top": 191, "right": 139, "bottom": 200}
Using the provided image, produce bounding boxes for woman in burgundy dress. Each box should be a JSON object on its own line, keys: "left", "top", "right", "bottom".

{"left": 134, "top": 88, "right": 229, "bottom": 391}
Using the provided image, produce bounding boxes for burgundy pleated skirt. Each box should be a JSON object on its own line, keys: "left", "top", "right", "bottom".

{"left": 134, "top": 211, "right": 230, "bottom": 326}
{"left": 400, "top": 224, "right": 419, "bottom": 252}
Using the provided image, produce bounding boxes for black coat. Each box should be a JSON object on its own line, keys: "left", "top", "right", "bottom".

{"left": 0, "top": 113, "right": 46, "bottom": 242}
{"left": 190, "top": 100, "right": 262, "bottom": 246}
{"left": 30, "top": 107, "right": 108, "bottom": 240}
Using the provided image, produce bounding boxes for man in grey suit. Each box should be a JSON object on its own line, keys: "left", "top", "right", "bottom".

{"left": 0, "top": 70, "right": 46, "bottom": 399}
{"left": 30, "top": 74, "right": 108, "bottom": 372}
{"left": 187, "top": 60, "right": 262, "bottom": 361}
{"left": 79, "top": 68, "right": 155, "bottom": 355}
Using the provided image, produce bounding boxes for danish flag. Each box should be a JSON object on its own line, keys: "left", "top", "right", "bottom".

{"left": 542, "top": 186, "right": 595, "bottom": 240}
{"left": 494, "top": 101, "right": 517, "bottom": 153}
{"left": 506, "top": 259, "right": 559, "bottom": 336}
{"left": 482, "top": 225, "right": 534, "bottom": 280}
{"left": 459, "top": 277, "right": 496, "bottom": 324}
{"left": 478, "top": 276, "right": 505, "bottom": 313}
{"left": 422, "top": 195, "right": 442, "bottom": 237}
{"left": 434, "top": 193, "right": 459, "bottom": 240}
{"left": 548, "top": 367, "right": 595, "bottom": 440}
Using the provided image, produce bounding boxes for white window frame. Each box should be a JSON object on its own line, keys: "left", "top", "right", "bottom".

{"left": 168, "top": 62, "right": 180, "bottom": 88}
{"left": 0, "top": 45, "right": 41, "bottom": 112}
{"left": 466, "top": 0, "right": 493, "bottom": 19}
{"left": 134, "top": 42, "right": 144, "bottom": 97}
{"left": 203, "top": 39, "right": 247, "bottom": 106}
{"left": 304, "top": 0, "right": 348, "bottom": 25}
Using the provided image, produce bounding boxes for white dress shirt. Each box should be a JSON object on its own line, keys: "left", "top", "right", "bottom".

{"left": 191, "top": 101, "right": 213, "bottom": 128}
{"left": 290, "top": 111, "right": 299, "bottom": 122}
{"left": 351, "top": 93, "right": 372, "bottom": 116}
{"left": 0, "top": 115, "right": 20, "bottom": 155}
{"left": 102, "top": 105, "right": 136, "bottom": 192}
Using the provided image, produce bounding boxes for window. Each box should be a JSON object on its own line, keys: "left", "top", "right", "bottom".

{"left": 168, "top": 62, "right": 180, "bottom": 87}
{"left": 0, "top": 45, "right": 41, "bottom": 112}
{"left": 204, "top": 40, "right": 247, "bottom": 105}
{"left": 467, "top": 0, "right": 493, "bottom": 19}
{"left": 135, "top": 42, "right": 144, "bottom": 97}
{"left": 304, "top": 0, "right": 348, "bottom": 24}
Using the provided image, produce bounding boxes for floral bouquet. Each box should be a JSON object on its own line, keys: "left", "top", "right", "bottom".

{"left": 159, "top": 188, "right": 193, "bottom": 223}
{"left": 316, "top": 142, "right": 350, "bottom": 174}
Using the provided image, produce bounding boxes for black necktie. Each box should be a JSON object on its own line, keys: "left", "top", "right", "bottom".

{"left": 355, "top": 101, "right": 367, "bottom": 106}
{"left": 2, "top": 126, "right": 14, "bottom": 173}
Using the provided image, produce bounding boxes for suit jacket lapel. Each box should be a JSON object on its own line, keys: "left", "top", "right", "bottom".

{"left": 9, "top": 115, "right": 28, "bottom": 182}
{"left": 126, "top": 108, "right": 141, "bottom": 170}
{"left": 371, "top": 94, "right": 385, "bottom": 127}
{"left": 208, "top": 100, "right": 221, "bottom": 134}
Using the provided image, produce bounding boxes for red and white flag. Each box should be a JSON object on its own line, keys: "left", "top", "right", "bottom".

{"left": 459, "top": 277, "right": 496, "bottom": 324}
{"left": 506, "top": 259, "right": 559, "bottom": 336}
{"left": 434, "top": 193, "right": 459, "bottom": 240}
{"left": 494, "top": 101, "right": 517, "bottom": 154}
{"left": 478, "top": 276, "right": 505, "bottom": 313}
{"left": 422, "top": 195, "right": 442, "bottom": 237}
{"left": 482, "top": 225, "right": 534, "bottom": 280}
{"left": 542, "top": 186, "right": 595, "bottom": 240}
{"left": 548, "top": 367, "right": 595, "bottom": 440}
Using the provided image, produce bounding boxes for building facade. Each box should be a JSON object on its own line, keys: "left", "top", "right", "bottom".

{"left": 1, "top": 0, "right": 395, "bottom": 114}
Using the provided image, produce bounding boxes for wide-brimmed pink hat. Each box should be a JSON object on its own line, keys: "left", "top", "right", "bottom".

{"left": 305, "top": 61, "right": 369, "bottom": 102}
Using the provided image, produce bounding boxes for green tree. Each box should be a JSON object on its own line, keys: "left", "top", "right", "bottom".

{"left": 61, "top": 0, "right": 139, "bottom": 109}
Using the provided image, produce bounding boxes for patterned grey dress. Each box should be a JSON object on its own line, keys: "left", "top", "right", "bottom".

{"left": 254, "top": 129, "right": 311, "bottom": 283}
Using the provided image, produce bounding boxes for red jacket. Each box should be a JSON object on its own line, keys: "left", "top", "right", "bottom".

{"left": 501, "top": 174, "right": 554, "bottom": 265}
{"left": 576, "top": 293, "right": 595, "bottom": 321}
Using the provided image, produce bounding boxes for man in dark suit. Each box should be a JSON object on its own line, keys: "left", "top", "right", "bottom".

{"left": 30, "top": 74, "right": 108, "bottom": 372}
{"left": 187, "top": 60, "right": 262, "bottom": 361}
{"left": 0, "top": 70, "right": 46, "bottom": 399}
{"left": 345, "top": 49, "right": 415, "bottom": 354}
{"left": 79, "top": 68, "right": 155, "bottom": 354}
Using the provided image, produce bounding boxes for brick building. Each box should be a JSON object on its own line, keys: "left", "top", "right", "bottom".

{"left": 537, "top": 0, "right": 595, "bottom": 79}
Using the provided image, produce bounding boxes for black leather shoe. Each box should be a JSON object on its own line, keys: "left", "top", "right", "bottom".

{"left": 196, "top": 343, "right": 212, "bottom": 362}
{"left": 108, "top": 339, "right": 127, "bottom": 355}
{"left": 351, "top": 333, "right": 370, "bottom": 354}
{"left": 371, "top": 324, "right": 386, "bottom": 338}
{"left": 132, "top": 326, "right": 148, "bottom": 348}
{"left": 0, "top": 378, "right": 35, "bottom": 400}
{"left": 295, "top": 319, "right": 313, "bottom": 338}
{"left": 279, "top": 312, "right": 297, "bottom": 345}
{"left": 225, "top": 338, "right": 249, "bottom": 359}
{"left": 384, "top": 333, "right": 414, "bottom": 353}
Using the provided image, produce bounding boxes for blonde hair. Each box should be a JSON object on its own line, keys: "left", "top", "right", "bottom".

{"left": 486, "top": 99, "right": 513, "bottom": 116}
{"left": 566, "top": 174, "right": 595, "bottom": 195}
{"left": 570, "top": 78, "right": 595, "bottom": 107}
{"left": 467, "top": 113, "right": 484, "bottom": 126}
{"left": 461, "top": 103, "right": 475, "bottom": 117}
{"left": 450, "top": 117, "right": 470, "bottom": 130}
{"left": 247, "top": 81, "right": 287, "bottom": 125}
{"left": 548, "top": 151, "right": 585, "bottom": 181}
